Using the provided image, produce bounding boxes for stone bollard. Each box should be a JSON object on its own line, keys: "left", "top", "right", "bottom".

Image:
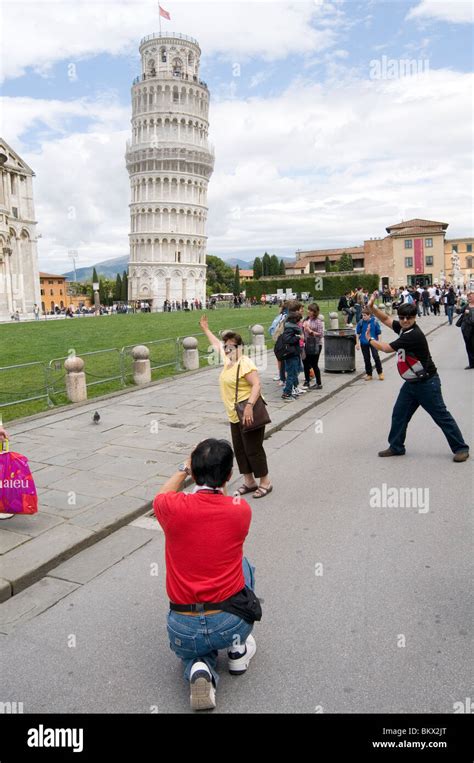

{"left": 329, "top": 312, "right": 339, "bottom": 329}
{"left": 64, "top": 356, "right": 87, "bottom": 402}
{"left": 132, "top": 345, "right": 151, "bottom": 385}
{"left": 251, "top": 324, "right": 265, "bottom": 348}
{"left": 182, "top": 337, "right": 199, "bottom": 371}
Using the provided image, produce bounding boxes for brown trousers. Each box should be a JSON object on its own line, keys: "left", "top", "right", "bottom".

{"left": 230, "top": 422, "right": 268, "bottom": 478}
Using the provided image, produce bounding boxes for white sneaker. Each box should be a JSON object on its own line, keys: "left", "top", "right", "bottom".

{"left": 189, "top": 661, "right": 216, "bottom": 710}
{"left": 0, "top": 513, "right": 14, "bottom": 520}
{"left": 292, "top": 386, "right": 307, "bottom": 395}
{"left": 273, "top": 375, "right": 281, "bottom": 381}
{"left": 227, "top": 634, "right": 257, "bottom": 675}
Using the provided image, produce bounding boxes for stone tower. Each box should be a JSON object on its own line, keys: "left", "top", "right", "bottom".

{"left": 126, "top": 32, "right": 214, "bottom": 309}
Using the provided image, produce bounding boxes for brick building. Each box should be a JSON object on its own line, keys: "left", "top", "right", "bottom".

{"left": 288, "top": 218, "right": 472, "bottom": 289}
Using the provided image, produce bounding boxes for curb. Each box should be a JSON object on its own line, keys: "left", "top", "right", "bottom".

{"left": 0, "top": 319, "right": 448, "bottom": 600}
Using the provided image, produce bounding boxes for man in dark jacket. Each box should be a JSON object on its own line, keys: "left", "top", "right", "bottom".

{"left": 281, "top": 312, "right": 303, "bottom": 400}
{"left": 457, "top": 293, "right": 474, "bottom": 368}
{"left": 337, "top": 292, "right": 355, "bottom": 325}
{"left": 421, "top": 287, "right": 431, "bottom": 316}
{"left": 446, "top": 286, "right": 456, "bottom": 326}
{"left": 366, "top": 294, "right": 469, "bottom": 462}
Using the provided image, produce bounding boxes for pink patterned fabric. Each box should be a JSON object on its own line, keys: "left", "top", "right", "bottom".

{"left": 0, "top": 451, "right": 38, "bottom": 514}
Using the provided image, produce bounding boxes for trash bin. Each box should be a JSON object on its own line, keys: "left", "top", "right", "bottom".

{"left": 324, "top": 328, "right": 356, "bottom": 372}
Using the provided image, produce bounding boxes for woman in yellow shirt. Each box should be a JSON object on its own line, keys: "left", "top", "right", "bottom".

{"left": 199, "top": 315, "right": 272, "bottom": 499}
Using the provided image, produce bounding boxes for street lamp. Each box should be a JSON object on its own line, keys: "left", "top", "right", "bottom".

{"left": 93, "top": 281, "right": 100, "bottom": 314}
{"left": 68, "top": 250, "right": 79, "bottom": 282}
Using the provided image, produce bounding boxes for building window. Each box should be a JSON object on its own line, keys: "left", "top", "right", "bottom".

{"left": 48, "top": 280, "right": 54, "bottom": 284}
{"left": 425, "top": 238, "right": 433, "bottom": 248}
{"left": 50, "top": 289, "right": 54, "bottom": 296}
{"left": 161, "top": 48, "right": 167, "bottom": 63}
{"left": 404, "top": 239, "right": 412, "bottom": 249}
{"left": 40, "top": 289, "right": 45, "bottom": 296}
{"left": 467, "top": 257, "right": 473, "bottom": 269}
{"left": 59, "top": 289, "right": 63, "bottom": 295}
{"left": 425, "top": 256, "right": 433, "bottom": 266}
{"left": 12, "top": 207, "right": 18, "bottom": 218}
{"left": 405, "top": 257, "right": 413, "bottom": 268}
{"left": 467, "top": 244, "right": 472, "bottom": 253}
{"left": 452, "top": 245, "right": 458, "bottom": 253}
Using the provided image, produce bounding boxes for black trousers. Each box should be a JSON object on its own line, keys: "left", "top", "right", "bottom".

{"left": 463, "top": 333, "right": 474, "bottom": 368}
{"left": 303, "top": 348, "right": 322, "bottom": 385}
{"left": 230, "top": 422, "right": 268, "bottom": 478}
{"left": 361, "top": 343, "right": 382, "bottom": 375}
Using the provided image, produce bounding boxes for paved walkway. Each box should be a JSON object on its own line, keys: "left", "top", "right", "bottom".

{"left": 0, "top": 316, "right": 448, "bottom": 601}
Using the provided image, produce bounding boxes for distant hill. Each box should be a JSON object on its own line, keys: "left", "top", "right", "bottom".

{"left": 225, "top": 258, "right": 254, "bottom": 269}
{"left": 62, "top": 255, "right": 129, "bottom": 282}
{"left": 225, "top": 256, "right": 295, "bottom": 269}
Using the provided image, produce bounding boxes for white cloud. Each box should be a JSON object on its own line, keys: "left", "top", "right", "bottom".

{"left": 206, "top": 67, "right": 474, "bottom": 251}
{"left": 407, "top": 1, "right": 474, "bottom": 24}
{"left": 4, "top": 63, "right": 471, "bottom": 271}
{"left": 1, "top": 0, "right": 343, "bottom": 82}
{"left": 1, "top": 95, "right": 130, "bottom": 271}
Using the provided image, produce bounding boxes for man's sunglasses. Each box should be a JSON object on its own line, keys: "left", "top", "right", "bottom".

{"left": 399, "top": 316, "right": 415, "bottom": 321}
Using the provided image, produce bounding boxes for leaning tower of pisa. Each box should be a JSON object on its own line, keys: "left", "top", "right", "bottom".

{"left": 126, "top": 32, "right": 214, "bottom": 309}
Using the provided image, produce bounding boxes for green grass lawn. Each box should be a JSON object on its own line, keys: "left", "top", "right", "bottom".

{"left": 0, "top": 300, "right": 339, "bottom": 422}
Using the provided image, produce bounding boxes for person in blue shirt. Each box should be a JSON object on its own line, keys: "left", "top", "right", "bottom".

{"left": 356, "top": 307, "right": 384, "bottom": 380}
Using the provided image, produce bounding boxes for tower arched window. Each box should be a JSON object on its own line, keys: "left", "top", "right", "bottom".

{"left": 172, "top": 58, "right": 183, "bottom": 77}
{"left": 161, "top": 47, "right": 167, "bottom": 63}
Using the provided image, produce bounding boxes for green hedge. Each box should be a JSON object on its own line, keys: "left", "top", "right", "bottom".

{"left": 244, "top": 274, "right": 380, "bottom": 299}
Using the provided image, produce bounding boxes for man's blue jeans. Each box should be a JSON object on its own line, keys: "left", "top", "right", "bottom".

{"left": 388, "top": 374, "right": 469, "bottom": 455}
{"left": 447, "top": 305, "right": 454, "bottom": 325}
{"left": 167, "top": 558, "right": 256, "bottom": 686}
{"left": 283, "top": 355, "right": 300, "bottom": 395}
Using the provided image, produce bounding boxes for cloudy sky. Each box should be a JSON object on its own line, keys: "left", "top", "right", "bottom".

{"left": 1, "top": 0, "right": 473, "bottom": 272}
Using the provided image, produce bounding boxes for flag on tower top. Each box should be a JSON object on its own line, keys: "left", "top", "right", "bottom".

{"left": 159, "top": 4, "right": 171, "bottom": 20}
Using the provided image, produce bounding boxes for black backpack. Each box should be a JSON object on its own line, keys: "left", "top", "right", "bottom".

{"left": 274, "top": 334, "right": 298, "bottom": 361}
{"left": 274, "top": 334, "right": 287, "bottom": 360}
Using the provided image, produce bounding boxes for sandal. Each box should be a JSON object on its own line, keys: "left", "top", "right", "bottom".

{"left": 252, "top": 485, "right": 273, "bottom": 499}
{"left": 234, "top": 483, "right": 258, "bottom": 496}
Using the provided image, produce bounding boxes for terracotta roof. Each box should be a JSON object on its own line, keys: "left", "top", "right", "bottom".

{"left": 238, "top": 269, "right": 253, "bottom": 277}
{"left": 39, "top": 272, "right": 67, "bottom": 279}
{"left": 386, "top": 218, "right": 448, "bottom": 232}
{"left": 297, "top": 245, "right": 364, "bottom": 258}
{"left": 288, "top": 246, "right": 365, "bottom": 269}
{"left": 388, "top": 228, "right": 446, "bottom": 237}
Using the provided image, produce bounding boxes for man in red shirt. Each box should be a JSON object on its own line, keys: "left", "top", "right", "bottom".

{"left": 153, "top": 438, "right": 260, "bottom": 711}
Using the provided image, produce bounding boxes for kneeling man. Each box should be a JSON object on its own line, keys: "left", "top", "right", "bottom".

{"left": 153, "top": 438, "right": 260, "bottom": 711}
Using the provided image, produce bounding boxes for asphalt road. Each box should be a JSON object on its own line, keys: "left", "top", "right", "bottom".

{"left": 1, "top": 321, "right": 472, "bottom": 714}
